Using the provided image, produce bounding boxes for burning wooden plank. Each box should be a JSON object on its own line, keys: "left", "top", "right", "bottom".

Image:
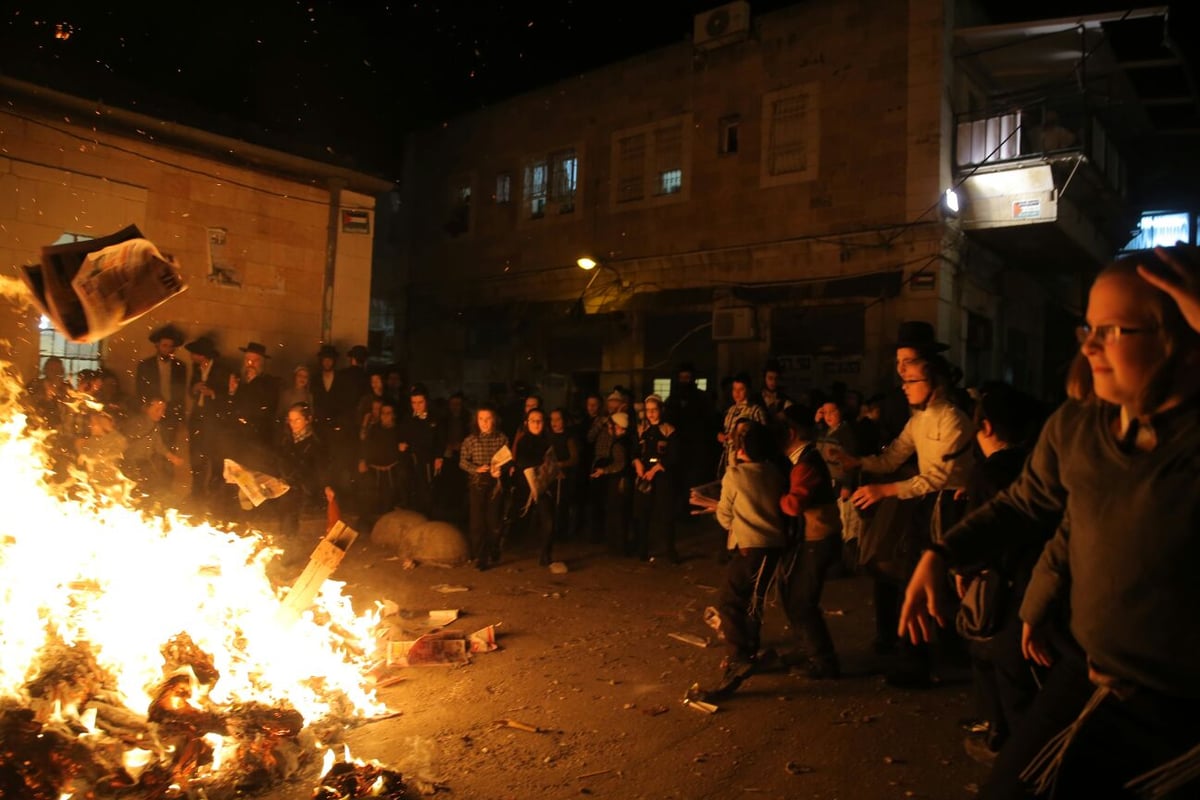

{"left": 281, "top": 519, "right": 359, "bottom": 619}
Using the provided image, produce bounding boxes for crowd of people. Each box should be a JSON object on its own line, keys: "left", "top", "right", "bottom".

{"left": 16, "top": 243, "right": 1200, "bottom": 798}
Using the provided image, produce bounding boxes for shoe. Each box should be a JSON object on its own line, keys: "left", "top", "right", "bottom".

{"left": 704, "top": 658, "right": 756, "bottom": 700}
{"left": 959, "top": 718, "right": 991, "bottom": 735}
{"left": 963, "top": 734, "right": 999, "bottom": 767}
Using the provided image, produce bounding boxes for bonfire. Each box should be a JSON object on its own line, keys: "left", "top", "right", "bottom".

{"left": 0, "top": 361, "right": 405, "bottom": 799}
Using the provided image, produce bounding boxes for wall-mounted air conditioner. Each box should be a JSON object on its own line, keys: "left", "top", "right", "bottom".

{"left": 694, "top": 1, "right": 750, "bottom": 50}
{"left": 712, "top": 306, "right": 756, "bottom": 341}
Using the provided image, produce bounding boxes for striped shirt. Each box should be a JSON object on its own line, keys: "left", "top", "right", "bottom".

{"left": 459, "top": 431, "right": 509, "bottom": 473}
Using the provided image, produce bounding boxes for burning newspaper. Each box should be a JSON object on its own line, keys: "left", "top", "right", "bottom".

{"left": 18, "top": 224, "right": 187, "bottom": 342}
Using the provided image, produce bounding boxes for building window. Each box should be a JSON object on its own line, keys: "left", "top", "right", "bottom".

{"left": 616, "top": 133, "right": 646, "bottom": 204}
{"left": 1124, "top": 211, "right": 1191, "bottom": 251}
{"left": 761, "top": 83, "right": 820, "bottom": 186}
{"left": 495, "top": 173, "right": 511, "bottom": 204}
{"left": 551, "top": 150, "right": 578, "bottom": 213}
{"left": 524, "top": 162, "right": 547, "bottom": 218}
{"left": 659, "top": 169, "right": 683, "bottom": 195}
{"left": 446, "top": 182, "right": 471, "bottom": 236}
{"left": 523, "top": 149, "right": 578, "bottom": 219}
{"left": 611, "top": 114, "right": 691, "bottom": 209}
{"left": 719, "top": 115, "right": 740, "bottom": 154}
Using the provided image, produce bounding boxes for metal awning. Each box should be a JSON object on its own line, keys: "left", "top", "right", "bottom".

{"left": 954, "top": 7, "right": 1197, "bottom": 141}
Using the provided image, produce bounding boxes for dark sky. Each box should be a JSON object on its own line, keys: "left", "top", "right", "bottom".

{"left": 1, "top": 0, "right": 1193, "bottom": 182}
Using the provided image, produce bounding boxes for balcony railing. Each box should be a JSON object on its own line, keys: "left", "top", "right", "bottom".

{"left": 953, "top": 98, "right": 1125, "bottom": 197}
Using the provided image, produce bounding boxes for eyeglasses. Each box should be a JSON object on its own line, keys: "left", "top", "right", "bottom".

{"left": 1075, "top": 324, "right": 1158, "bottom": 345}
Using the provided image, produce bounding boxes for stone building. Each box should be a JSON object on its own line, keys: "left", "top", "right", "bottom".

{"left": 393, "top": 0, "right": 1185, "bottom": 406}
{"left": 0, "top": 76, "right": 394, "bottom": 395}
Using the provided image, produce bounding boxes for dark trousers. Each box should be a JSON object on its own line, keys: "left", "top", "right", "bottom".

{"left": 631, "top": 475, "right": 676, "bottom": 559}
{"left": 717, "top": 547, "right": 782, "bottom": 662}
{"left": 981, "top": 632, "right": 1093, "bottom": 799}
{"left": 969, "top": 574, "right": 1042, "bottom": 749}
{"left": 601, "top": 474, "right": 631, "bottom": 555}
{"left": 467, "top": 476, "right": 503, "bottom": 564}
{"left": 188, "top": 422, "right": 218, "bottom": 499}
{"left": 778, "top": 536, "right": 840, "bottom": 665}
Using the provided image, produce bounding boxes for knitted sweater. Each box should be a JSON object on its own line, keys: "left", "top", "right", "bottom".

{"left": 943, "top": 398, "right": 1200, "bottom": 698}
{"left": 716, "top": 461, "right": 787, "bottom": 551}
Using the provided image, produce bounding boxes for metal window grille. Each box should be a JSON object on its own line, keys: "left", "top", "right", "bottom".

{"left": 495, "top": 173, "right": 511, "bottom": 204}
{"left": 659, "top": 169, "right": 682, "bottom": 194}
{"left": 550, "top": 150, "right": 577, "bottom": 213}
{"left": 768, "top": 94, "right": 810, "bottom": 176}
{"left": 524, "top": 161, "right": 547, "bottom": 218}
{"left": 617, "top": 133, "right": 646, "bottom": 203}
{"left": 653, "top": 124, "right": 683, "bottom": 179}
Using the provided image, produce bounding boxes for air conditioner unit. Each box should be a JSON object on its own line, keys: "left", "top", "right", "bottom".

{"left": 712, "top": 306, "right": 756, "bottom": 341}
{"left": 694, "top": 1, "right": 751, "bottom": 50}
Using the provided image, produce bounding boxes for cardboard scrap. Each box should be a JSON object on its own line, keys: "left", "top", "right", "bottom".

{"left": 668, "top": 632, "right": 710, "bottom": 649}
{"left": 386, "top": 624, "right": 500, "bottom": 667}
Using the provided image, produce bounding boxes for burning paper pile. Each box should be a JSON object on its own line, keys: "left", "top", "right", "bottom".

{"left": 0, "top": 362, "right": 396, "bottom": 798}
{"left": 18, "top": 224, "right": 187, "bottom": 343}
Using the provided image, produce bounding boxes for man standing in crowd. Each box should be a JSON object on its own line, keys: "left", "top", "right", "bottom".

{"left": 137, "top": 323, "right": 187, "bottom": 452}
{"left": 183, "top": 336, "right": 229, "bottom": 503}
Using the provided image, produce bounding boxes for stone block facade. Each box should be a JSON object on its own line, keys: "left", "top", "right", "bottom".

{"left": 393, "top": 0, "right": 1066, "bottom": 403}
{"left": 0, "top": 82, "right": 390, "bottom": 401}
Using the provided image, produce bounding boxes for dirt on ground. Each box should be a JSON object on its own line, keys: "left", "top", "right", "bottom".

{"left": 267, "top": 517, "right": 989, "bottom": 800}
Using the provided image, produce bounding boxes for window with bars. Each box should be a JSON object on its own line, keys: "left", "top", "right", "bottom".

{"left": 446, "top": 182, "right": 472, "bottom": 236}
{"left": 761, "top": 84, "right": 820, "bottom": 186}
{"left": 524, "top": 161, "right": 547, "bottom": 218}
{"left": 495, "top": 173, "right": 511, "bottom": 204}
{"left": 523, "top": 149, "right": 578, "bottom": 219}
{"left": 611, "top": 115, "right": 690, "bottom": 208}
{"left": 616, "top": 133, "right": 646, "bottom": 203}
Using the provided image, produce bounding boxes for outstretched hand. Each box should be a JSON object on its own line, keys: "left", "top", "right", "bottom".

{"left": 898, "top": 550, "right": 951, "bottom": 644}
{"left": 1140, "top": 247, "right": 1200, "bottom": 333}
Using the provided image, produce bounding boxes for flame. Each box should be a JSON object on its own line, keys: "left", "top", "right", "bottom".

{"left": 0, "top": 358, "right": 388, "bottom": 789}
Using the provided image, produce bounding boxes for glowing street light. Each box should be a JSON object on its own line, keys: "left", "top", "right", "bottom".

{"left": 576, "top": 256, "right": 597, "bottom": 270}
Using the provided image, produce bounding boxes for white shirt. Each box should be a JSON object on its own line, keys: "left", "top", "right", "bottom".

{"left": 859, "top": 398, "right": 974, "bottom": 499}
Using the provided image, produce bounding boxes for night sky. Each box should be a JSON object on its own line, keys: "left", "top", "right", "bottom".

{"left": 1, "top": 0, "right": 1194, "bottom": 181}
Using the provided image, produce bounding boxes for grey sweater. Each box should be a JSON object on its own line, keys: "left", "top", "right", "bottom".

{"left": 717, "top": 461, "right": 787, "bottom": 551}
{"left": 943, "top": 398, "right": 1200, "bottom": 698}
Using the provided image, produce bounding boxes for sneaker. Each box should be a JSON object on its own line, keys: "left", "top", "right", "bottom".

{"left": 959, "top": 718, "right": 991, "bottom": 735}
{"left": 703, "top": 658, "right": 756, "bottom": 700}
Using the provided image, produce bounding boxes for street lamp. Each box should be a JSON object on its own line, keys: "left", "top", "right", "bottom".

{"left": 572, "top": 256, "right": 626, "bottom": 315}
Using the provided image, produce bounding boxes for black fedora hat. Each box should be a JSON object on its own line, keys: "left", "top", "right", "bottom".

{"left": 149, "top": 323, "right": 186, "bottom": 344}
{"left": 184, "top": 336, "right": 218, "bottom": 359}
{"left": 317, "top": 344, "right": 339, "bottom": 359}
{"left": 239, "top": 341, "right": 272, "bottom": 358}
{"left": 895, "top": 321, "right": 949, "bottom": 353}
{"left": 348, "top": 344, "right": 369, "bottom": 361}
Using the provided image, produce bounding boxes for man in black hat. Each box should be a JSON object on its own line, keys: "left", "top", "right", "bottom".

{"left": 137, "top": 323, "right": 187, "bottom": 452}
{"left": 221, "top": 342, "right": 280, "bottom": 464}
{"left": 835, "top": 320, "right": 975, "bottom": 687}
{"left": 184, "top": 337, "right": 231, "bottom": 502}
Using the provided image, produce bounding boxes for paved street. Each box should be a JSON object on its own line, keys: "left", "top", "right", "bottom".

{"left": 271, "top": 519, "right": 989, "bottom": 799}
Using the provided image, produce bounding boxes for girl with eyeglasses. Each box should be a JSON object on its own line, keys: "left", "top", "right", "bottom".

{"left": 898, "top": 245, "right": 1200, "bottom": 798}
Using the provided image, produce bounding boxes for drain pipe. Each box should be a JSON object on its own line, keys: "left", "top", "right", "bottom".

{"left": 322, "top": 178, "right": 346, "bottom": 344}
